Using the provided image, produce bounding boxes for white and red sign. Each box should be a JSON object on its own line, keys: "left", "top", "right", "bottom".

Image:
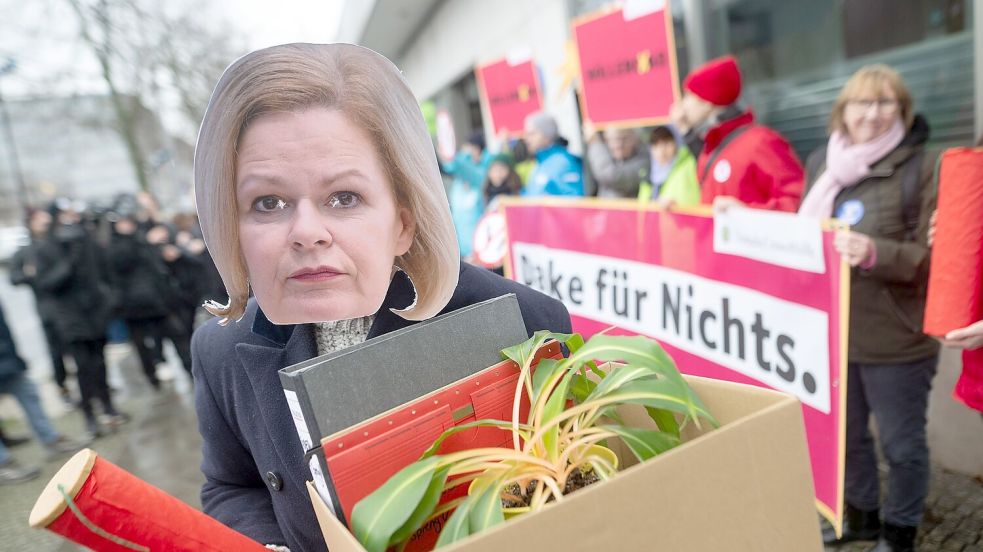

{"left": 475, "top": 57, "right": 543, "bottom": 136}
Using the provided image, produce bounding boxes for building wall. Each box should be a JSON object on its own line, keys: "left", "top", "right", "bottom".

{"left": 395, "top": 0, "right": 585, "bottom": 154}
{"left": 0, "top": 95, "right": 194, "bottom": 225}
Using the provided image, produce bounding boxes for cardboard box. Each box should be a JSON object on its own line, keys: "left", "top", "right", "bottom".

{"left": 307, "top": 375, "right": 822, "bottom": 551}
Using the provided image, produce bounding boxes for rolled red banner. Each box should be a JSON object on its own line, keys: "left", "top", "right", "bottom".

{"left": 30, "top": 449, "right": 268, "bottom": 552}
{"left": 924, "top": 147, "right": 983, "bottom": 337}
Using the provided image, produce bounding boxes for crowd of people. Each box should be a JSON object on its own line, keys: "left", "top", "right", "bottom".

{"left": 1, "top": 191, "right": 224, "bottom": 483}
{"left": 0, "top": 46, "right": 979, "bottom": 552}
{"left": 438, "top": 54, "right": 982, "bottom": 552}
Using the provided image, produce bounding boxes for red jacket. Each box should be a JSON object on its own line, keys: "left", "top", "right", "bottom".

{"left": 698, "top": 111, "right": 804, "bottom": 212}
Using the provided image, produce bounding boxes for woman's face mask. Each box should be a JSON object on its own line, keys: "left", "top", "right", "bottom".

{"left": 235, "top": 108, "right": 416, "bottom": 324}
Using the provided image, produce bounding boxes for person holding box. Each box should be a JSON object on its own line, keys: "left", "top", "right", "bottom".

{"left": 190, "top": 43, "right": 571, "bottom": 552}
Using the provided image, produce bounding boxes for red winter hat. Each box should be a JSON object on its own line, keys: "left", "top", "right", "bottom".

{"left": 684, "top": 56, "right": 742, "bottom": 106}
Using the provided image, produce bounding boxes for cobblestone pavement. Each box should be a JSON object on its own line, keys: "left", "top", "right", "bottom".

{"left": 826, "top": 469, "right": 983, "bottom": 552}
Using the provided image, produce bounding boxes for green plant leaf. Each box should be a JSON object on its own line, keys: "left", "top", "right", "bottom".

{"left": 570, "top": 334, "right": 682, "bottom": 383}
{"left": 500, "top": 330, "right": 563, "bottom": 365}
{"left": 388, "top": 466, "right": 451, "bottom": 546}
{"left": 570, "top": 371, "right": 597, "bottom": 403}
{"left": 434, "top": 489, "right": 477, "bottom": 548}
{"left": 584, "top": 365, "right": 657, "bottom": 404}
{"left": 540, "top": 367, "right": 574, "bottom": 461}
{"left": 646, "top": 407, "right": 680, "bottom": 438}
{"left": 351, "top": 456, "right": 441, "bottom": 552}
{"left": 531, "top": 358, "right": 565, "bottom": 404}
{"left": 601, "top": 425, "right": 680, "bottom": 462}
{"left": 615, "top": 377, "right": 716, "bottom": 426}
{"left": 467, "top": 477, "right": 506, "bottom": 536}
{"left": 420, "top": 419, "right": 531, "bottom": 459}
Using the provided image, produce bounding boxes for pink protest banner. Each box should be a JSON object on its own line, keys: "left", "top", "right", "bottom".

{"left": 502, "top": 199, "right": 848, "bottom": 533}
{"left": 572, "top": 3, "right": 680, "bottom": 128}
{"left": 475, "top": 57, "right": 543, "bottom": 136}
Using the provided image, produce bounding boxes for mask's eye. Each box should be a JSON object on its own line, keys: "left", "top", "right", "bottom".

{"left": 254, "top": 196, "right": 287, "bottom": 212}
{"left": 328, "top": 192, "right": 361, "bottom": 209}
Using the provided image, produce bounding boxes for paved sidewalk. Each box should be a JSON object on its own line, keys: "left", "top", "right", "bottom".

{"left": 828, "top": 468, "right": 983, "bottom": 551}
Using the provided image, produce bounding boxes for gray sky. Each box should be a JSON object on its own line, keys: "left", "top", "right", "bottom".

{"left": 0, "top": 0, "right": 345, "bottom": 138}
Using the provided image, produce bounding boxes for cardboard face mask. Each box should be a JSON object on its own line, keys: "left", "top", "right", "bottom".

{"left": 194, "top": 43, "right": 458, "bottom": 326}
{"left": 235, "top": 109, "right": 415, "bottom": 325}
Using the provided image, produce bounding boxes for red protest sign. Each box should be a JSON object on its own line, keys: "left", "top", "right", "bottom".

{"left": 475, "top": 58, "right": 543, "bottom": 135}
{"left": 573, "top": 4, "right": 680, "bottom": 127}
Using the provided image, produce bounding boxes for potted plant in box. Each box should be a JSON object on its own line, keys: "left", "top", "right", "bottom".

{"left": 350, "top": 331, "right": 717, "bottom": 551}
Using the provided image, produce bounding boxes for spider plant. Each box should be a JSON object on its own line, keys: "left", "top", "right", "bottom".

{"left": 350, "top": 330, "right": 717, "bottom": 552}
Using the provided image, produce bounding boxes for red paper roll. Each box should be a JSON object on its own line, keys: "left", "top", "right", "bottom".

{"left": 30, "top": 449, "right": 268, "bottom": 552}
{"left": 924, "top": 148, "right": 983, "bottom": 336}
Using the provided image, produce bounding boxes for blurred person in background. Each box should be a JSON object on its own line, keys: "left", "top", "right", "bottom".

{"left": 522, "top": 111, "right": 584, "bottom": 197}
{"left": 35, "top": 202, "right": 124, "bottom": 439}
{"left": 0, "top": 300, "right": 86, "bottom": 484}
{"left": 800, "top": 64, "right": 938, "bottom": 552}
{"left": 106, "top": 212, "right": 193, "bottom": 386}
{"left": 440, "top": 131, "right": 491, "bottom": 258}
{"left": 507, "top": 137, "right": 536, "bottom": 187}
{"left": 584, "top": 123, "right": 650, "bottom": 198}
{"left": 156, "top": 222, "right": 206, "bottom": 340}
{"left": 482, "top": 153, "right": 523, "bottom": 211}
{"left": 9, "top": 208, "right": 72, "bottom": 403}
{"left": 671, "top": 55, "right": 803, "bottom": 212}
{"left": 639, "top": 125, "right": 700, "bottom": 208}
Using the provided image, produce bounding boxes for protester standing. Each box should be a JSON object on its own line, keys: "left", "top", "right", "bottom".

{"left": 440, "top": 132, "right": 491, "bottom": 258}
{"left": 522, "top": 112, "right": 584, "bottom": 197}
{"left": 107, "top": 215, "right": 193, "bottom": 385}
{"left": 585, "top": 124, "right": 650, "bottom": 198}
{"left": 33, "top": 205, "right": 123, "bottom": 439}
{"left": 482, "top": 153, "right": 523, "bottom": 210}
{"left": 639, "top": 125, "right": 700, "bottom": 207}
{"left": 9, "top": 209, "right": 71, "bottom": 402}
{"left": 800, "top": 65, "right": 938, "bottom": 552}
{"left": 671, "top": 55, "right": 803, "bottom": 212}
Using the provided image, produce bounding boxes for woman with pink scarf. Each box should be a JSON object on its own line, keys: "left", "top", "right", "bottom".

{"left": 801, "top": 65, "right": 938, "bottom": 552}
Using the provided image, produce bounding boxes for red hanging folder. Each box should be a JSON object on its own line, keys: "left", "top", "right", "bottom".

{"left": 318, "top": 340, "right": 563, "bottom": 547}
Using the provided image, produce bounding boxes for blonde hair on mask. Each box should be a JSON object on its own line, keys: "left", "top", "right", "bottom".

{"left": 194, "top": 43, "right": 459, "bottom": 325}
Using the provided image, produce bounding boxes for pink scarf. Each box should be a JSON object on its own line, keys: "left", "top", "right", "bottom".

{"left": 799, "top": 119, "right": 906, "bottom": 219}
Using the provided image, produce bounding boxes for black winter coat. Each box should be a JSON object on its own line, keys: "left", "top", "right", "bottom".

{"left": 34, "top": 224, "right": 112, "bottom": 343}
{"left": 0, "top": 303, "right": 27, "bottom": 380}
{"left": 9, "top": 239, "right": 63, "bottom": 321}
{"left": 192, "top": 262, "right": 572, "bottom": 551}
{"left": 106, "top": 233, "right": 173, "bottom": 320}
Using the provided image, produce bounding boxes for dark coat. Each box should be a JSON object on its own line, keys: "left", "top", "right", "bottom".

{"left": 34, "top": 224, "right": 112, "bottom": 343}
{"left": 9, "top": 239, "right": 63, "bottom": 321}
{"left": 106, "top": 233, "right": 173, "bottom": 320}
{"left": 192, "top": 262, "right": 572, "bottom": 551}
{"left": 0, "top": 303, "right": 27, "bottom": 380}
{"left": 804, "top": 114, "right": 940, "bottom": 364}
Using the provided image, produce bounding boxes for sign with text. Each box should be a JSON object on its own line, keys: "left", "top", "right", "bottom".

{"left": 475, "top": 57, "right": 543, "bottom": 136}
{"left": 572, "top": 2, "right": 680, "bottom": 127}
{"left": 503, "top": 200, "right": 848, "bottom": 533}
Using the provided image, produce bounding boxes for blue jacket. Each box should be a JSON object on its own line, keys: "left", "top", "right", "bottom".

{"left": 442, "top": 151, "right": 490, "bottom": 256}
{"left": 193, "top": 262, "right": 572, "bottom": 551}
{"left": 522, "top": 145, "right": 585, "bottom": 197}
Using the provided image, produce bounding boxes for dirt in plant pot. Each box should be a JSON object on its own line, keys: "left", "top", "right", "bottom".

{"left": 500, "top": 469, "right": 601, "bottom": 508}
